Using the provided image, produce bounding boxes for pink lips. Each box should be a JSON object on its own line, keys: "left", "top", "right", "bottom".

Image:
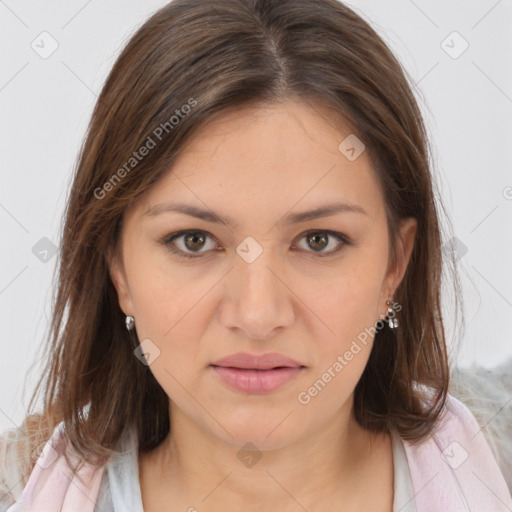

{"left": 210, "top": 352, "right": 305, "bottom": 393}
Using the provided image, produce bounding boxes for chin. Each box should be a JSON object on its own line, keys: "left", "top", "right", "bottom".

{"left": 208, "top": 414, "right": 308, "bottom": 451}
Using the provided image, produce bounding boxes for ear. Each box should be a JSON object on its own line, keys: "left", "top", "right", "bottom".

{"left": 106, "top": 245, "right": 135, "bottom": 317}
{"left": 382, "top": 217, "right": 417, "bottom": 303}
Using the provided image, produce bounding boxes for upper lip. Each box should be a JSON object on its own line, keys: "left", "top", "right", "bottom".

{"left": 211, "top": 352, "right": 304, "bottom": 370}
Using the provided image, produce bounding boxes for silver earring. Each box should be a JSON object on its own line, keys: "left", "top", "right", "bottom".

{"left": 125, "top": 315, "right": 135, "bottom": 331}
{"left": 386, "top": 300, "right": 399, "bottom": 329}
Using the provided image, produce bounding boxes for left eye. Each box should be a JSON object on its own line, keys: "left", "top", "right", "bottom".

{"left": 294, "top": 230, "right": 350, "bottom": 256}
{"left": 160, "top": 229, "right": 350, "bottom": 259}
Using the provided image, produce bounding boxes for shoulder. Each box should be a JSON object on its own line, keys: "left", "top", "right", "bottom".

{"left": 0, "top": 425, "right": 38, "bottom": 510}
{"left": 0, "top": 419, "right": 106, "bottom": 512}
{"left": 439, "top": 391, "right": 482, "bottom": 430}
{"left": 0, "top": 415, "right": 67, "bottom": 511}
{"left": 400, "top": 382, "right": 512, "bottom": 510}
{"left": 450, "top": 360, "right": 512, "bottom": 493}
{"left": 0, "top": 412, "right": 60, "bottom": 504}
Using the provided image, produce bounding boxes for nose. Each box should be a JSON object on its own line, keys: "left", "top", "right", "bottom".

{"left": 218, "top": 244, "right": 296, "bottom": 340}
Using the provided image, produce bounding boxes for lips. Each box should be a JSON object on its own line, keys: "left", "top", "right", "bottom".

{"left": 209, "top": 352, "right": 306, "bottom": 393}
{"left": 210, "top": 352, "right": 304, "bottom": 370}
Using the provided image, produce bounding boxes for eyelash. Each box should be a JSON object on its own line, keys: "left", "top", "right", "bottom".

{"left": 159, "top": 229, "right": 352, "bottom": 260}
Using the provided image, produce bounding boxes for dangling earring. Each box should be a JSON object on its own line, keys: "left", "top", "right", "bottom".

{"left": 386, "top": 300, "right": 399, "bottom": 329}
{"left": 125, "top": 315, "right": 135, "bottom": 331}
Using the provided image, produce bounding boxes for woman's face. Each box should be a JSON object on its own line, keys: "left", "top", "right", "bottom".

{"left": 109, "top": 99, "right": 416, "bottom": 450}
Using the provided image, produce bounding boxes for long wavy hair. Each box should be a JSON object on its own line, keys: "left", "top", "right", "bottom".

{"left": 4, "top": 0, "right": 464, "bottom": 481}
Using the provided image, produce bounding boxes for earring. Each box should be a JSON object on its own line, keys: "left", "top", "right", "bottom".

{"left": 125, "top": 315, "right": 135, "bottom": 331}
{"left": 386, "top": 300, "right": 399, "bottom": 329}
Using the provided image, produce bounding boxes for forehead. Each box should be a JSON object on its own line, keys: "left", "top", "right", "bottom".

{"left": 136, "top": 99, "right": 385, "bottom": 225}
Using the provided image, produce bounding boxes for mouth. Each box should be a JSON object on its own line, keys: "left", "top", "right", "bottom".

{"left": 210, "top": 365, "right": 304, "bottom": 370}
{"left": 209, "top": 364, "right": 306, "bottom": 393}
{"left": 210, "top": 352, "right": 305, "bottom": 371}
{"left": 209, "top": 352, "right": 306, "bottom": 393}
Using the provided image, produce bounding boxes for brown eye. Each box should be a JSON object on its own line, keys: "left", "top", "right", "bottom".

{"left": 183, "top": 231, "right": 207, "bottom": 251}
{"left": 161, "top": 230, "right": 218, "bottom": 259}
{"left": 295, "top": 230, "right": 350, "bottom": 256}
{"left": 306, "top": 232, "right": 329, "bottom": 252}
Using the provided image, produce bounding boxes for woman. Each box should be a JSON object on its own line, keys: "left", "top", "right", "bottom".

{"left": 1, "top": 0, "right": 511, "bottom": 510}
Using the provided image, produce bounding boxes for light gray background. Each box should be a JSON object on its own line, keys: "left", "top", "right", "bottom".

{"left": 1, "top": 0, "right": 511, "bottom": 431}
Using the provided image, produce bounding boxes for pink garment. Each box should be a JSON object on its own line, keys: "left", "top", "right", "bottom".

{"left": 5, "top": 424, "right": 105, "bottom": 512}
{"left": 8, "top": 393, "right": 512, "bottom": 511}
{"left": 402, "top": 393, "right": 512, "bottom": 510}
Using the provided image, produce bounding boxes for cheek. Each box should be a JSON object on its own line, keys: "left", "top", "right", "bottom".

{"left": 126, "top": 262, "right": 214, "bottom": 401}
{"left": 293, "top": 255, "right": 386, "bottom": 412}
{"left": 123, "top": 239, "right": 212, "bottom": 340}
{"left": 311, "top": 250, "right": 387, "bottom": 352}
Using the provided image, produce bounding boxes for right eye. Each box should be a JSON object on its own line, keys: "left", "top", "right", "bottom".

{"left": 160, "top": 230, "right": 220, "bottom": 259}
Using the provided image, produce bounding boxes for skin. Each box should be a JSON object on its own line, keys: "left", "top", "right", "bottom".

{"left": 108, "top": 98, "right": 417, "bottom": 512}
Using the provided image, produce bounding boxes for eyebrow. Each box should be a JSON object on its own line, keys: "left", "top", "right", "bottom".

{"left": 143, "top": 200, "right": 367, "bottom": 227}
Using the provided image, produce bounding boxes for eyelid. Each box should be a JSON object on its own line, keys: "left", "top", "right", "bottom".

{"left": 292, "top": 229, "right": 351, "bottom": 256}
{"left": 160, "top": 230, "right": 220, "bottom": 259}
{"left": 160, "top": 229, "right": 351, "bottom": 259}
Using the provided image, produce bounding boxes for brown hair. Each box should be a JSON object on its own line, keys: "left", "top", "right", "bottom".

{"left": 13, "top": 0, "right": 463, "bottom": 477}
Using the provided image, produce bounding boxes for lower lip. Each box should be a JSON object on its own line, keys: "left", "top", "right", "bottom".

{"left": 210, "top": 365, "right": 304, "bottom": 393}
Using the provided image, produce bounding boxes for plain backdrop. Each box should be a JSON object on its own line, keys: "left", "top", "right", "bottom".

{"left": 1, "top": 0, "right": 511, "bottom": 431}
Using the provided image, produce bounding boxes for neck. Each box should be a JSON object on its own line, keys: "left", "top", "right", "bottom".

{"left": 139, "top": 397, "right": 392, "bottom": 511}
